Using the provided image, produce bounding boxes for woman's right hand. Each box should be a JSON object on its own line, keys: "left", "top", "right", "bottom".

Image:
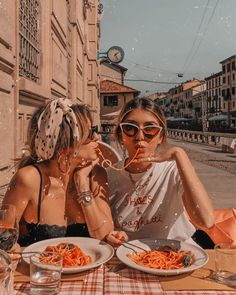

{"left": 74, "top": 158, "right": 100, "bottom": 180}
{"left": 105, "top": 231, "right": 128, "bottom": 247}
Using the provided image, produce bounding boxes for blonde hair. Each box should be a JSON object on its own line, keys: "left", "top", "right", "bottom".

{"left": 115, "top": 97, "right": 167, "bottom": 145}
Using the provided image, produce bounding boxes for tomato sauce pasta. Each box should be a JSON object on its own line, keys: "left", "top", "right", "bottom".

{"left": 40, "top": 242, "right": 92, "bottom": 267}
{"left": 127, "top": 250, "right": 194, "bottom": 270}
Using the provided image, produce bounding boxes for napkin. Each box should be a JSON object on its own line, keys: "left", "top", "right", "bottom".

{"left": 160, "top": 250, "right": 236, "bottom": 291}
{"left": 14, "top": 260, "right": 86, "bottom": 283}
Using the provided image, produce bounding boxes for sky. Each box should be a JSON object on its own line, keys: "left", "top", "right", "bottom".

{"left": 100, "top": 0, "right": 236, "bottom": 95}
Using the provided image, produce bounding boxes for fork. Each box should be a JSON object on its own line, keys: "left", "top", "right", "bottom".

{"left": 122, "top": 242, "right": 148, "bottom": 254}
{"left": 7, "top": 251, "right": 40, "bottom": 256}
{"left": 122, "top": 241, "right": 179, "bottom": 254}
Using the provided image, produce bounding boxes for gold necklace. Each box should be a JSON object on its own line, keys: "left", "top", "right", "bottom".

{"left": 128, "top": 169, "right": 153, "bottom": 196}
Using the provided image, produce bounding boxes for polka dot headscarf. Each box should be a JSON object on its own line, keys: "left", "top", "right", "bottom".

{"left": 35, "top": 98, "right": 80, "bottom": 160}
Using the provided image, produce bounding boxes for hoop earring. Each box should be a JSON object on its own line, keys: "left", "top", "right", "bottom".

{"left": 57, "top": 154, "right": 71, "bottom": 174}
{"left": 122, "top": 145, "right": 127, "bottom": 161}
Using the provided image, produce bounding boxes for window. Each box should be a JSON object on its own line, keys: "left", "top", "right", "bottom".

{"left": 223, "top": 77, "right": 226, "bottom": 84}
{"left": 232, "top": 61, "right": 235, "bottom": 70}
{"left": 227, "top": 63, "right": 231, "bottom": 72}
{"left": 232, "top": 87, "right": 235, "bottom": 95}
{"left": 223, "top": 65, "right": 225, "bottom": 73}
{"left": 103, "top": 95, "right": 118, "bottom": 106}
{"left": 19, "top": 0, "right": 40, "bottom": 82}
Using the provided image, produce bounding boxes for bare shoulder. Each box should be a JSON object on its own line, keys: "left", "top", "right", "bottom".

{"left": 10, "top": 165, "right": 41, "bottom": 190}
{"left": 4, "top": 165, "right": 41, "bottom": 205}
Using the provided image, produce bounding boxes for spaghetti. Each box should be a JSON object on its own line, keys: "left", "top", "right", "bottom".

{"left": 127, "top": 249, "right": 194, "bottom": 270}
{"left": 40, "top": 242, "right": 91, "bottom": 267}
{"left": 97, "top": 147, "right": 140, "bottom": 171}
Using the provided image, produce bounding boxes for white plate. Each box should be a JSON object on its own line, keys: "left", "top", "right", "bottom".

{"left": 116, "top": 239, "right": 208, "bottom": 276}
{"left": 22, "top": 237, "right": 114, "bottom": 274}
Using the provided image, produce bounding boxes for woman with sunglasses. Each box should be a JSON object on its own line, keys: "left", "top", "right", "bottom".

{"left": 3, "top": 98, "right": 114, "bottom": 246}
{"left": 106, "top": 97, "right": 214, "bottom": 246}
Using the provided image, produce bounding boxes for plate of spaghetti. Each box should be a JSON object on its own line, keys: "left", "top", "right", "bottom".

{"left": 116, "top": 239, "right": 208, "bottom": 276}
{"left": 22, "top": 237, "right": 114, "bottom": 274}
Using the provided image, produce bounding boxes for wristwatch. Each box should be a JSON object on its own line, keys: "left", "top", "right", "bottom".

{"left": 76, "top": 191, "right": 93, "bottom": 206}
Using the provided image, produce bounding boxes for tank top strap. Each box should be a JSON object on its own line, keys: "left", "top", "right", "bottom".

{"left": 31, "top": 164, "right": 43, "bottom": 224}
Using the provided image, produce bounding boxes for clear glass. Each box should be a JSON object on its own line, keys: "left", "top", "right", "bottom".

{"left": 0, "top": 249, "right": 13, "bottom": 295}
{"left": 30, "top": 251, "right": 63, "bottom": 295}
{"left": 214, "top": 243, "right": 236, "bottom": 287}
{"left": 0, "top": 204, "right": 19, "bottom": 251}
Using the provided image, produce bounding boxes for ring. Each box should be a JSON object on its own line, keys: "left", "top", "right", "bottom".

{"left": 101, "top": 159, "right": 112, "bottom": 168}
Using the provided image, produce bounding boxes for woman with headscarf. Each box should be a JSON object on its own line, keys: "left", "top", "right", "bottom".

{"left": 3, "top": 98, "right": 114, "bottom": 246}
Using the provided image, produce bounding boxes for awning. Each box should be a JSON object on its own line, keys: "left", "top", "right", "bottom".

{"left": 208, "top": 114, "right": 232, "bottom": 121}
{"left": 166, "top": 117, "right": 192, "bottom": 122}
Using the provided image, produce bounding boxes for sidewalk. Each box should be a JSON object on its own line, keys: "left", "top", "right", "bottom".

{"left": 191, "top": 159, "right": 235, "bottom": 208}
{"left": 169, "top": 138, "right": 236, "bottom": 209}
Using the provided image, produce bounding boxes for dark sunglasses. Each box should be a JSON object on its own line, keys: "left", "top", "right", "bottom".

{"left": 120, "top": 122, "right": 163, "bottom": 139}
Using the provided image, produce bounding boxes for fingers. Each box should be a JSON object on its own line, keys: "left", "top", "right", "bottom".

{"left": 106, "top": 231, "right": 129, "bottom": 247}
{"left": 114, "top": 231, "right": 128, "bottom": 242}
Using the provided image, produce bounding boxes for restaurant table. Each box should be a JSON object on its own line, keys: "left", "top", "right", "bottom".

{"left": 14, "top": 251, "right": 236, "bottom": 295}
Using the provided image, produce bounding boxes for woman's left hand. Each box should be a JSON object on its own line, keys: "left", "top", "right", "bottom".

{"left": 133, "top": 146, "right": 184, "bottom": 164}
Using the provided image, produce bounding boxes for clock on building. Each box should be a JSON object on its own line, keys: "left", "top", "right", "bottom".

{"left": 107, "top": 46, "right": 124, "bottom": 63}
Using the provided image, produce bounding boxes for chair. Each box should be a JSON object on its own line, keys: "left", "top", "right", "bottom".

{"left": 192, "top": 208, "right": 236, "bottom": 248}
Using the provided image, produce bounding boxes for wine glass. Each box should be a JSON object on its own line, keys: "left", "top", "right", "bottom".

{"left": 0, "top": 249, "right": 13, "bottom": 295}
{"left": 0, "top": 204, "right": 19, "bottom": 252}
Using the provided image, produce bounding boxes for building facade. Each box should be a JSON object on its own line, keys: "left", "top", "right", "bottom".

{"left": 153, "top": 53, "right": 236, "bottom": 132}
{"left": 0, "top": 0, "right": 101, "bottom": 193}
{"left": 220, "top": 55, "right": 236, "bottom": 116}
{"left": 99, "top": 61, "right": 139, "bottom": 138}
{"left": 205, "top": 72, "right": 222, "bottom": 117}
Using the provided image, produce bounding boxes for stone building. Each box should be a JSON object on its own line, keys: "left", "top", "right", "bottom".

{"left": 205, "top": 71, "right": 222, "bottom": 117}
{"left": 156, "top": 79, "right": 203, "bottom": 119}
{"left": 0, "top": 0, "right": 101, "bottom": 196}
{"left": 99, "top": 61, "right": 140, "bottom": 137}
{"left": 220, "top": 55, "right": 236, "bottom": 116}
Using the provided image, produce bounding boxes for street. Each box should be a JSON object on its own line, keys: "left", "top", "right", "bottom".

{"left": 169, "top": 138, "right": 236, "bottom": 209}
